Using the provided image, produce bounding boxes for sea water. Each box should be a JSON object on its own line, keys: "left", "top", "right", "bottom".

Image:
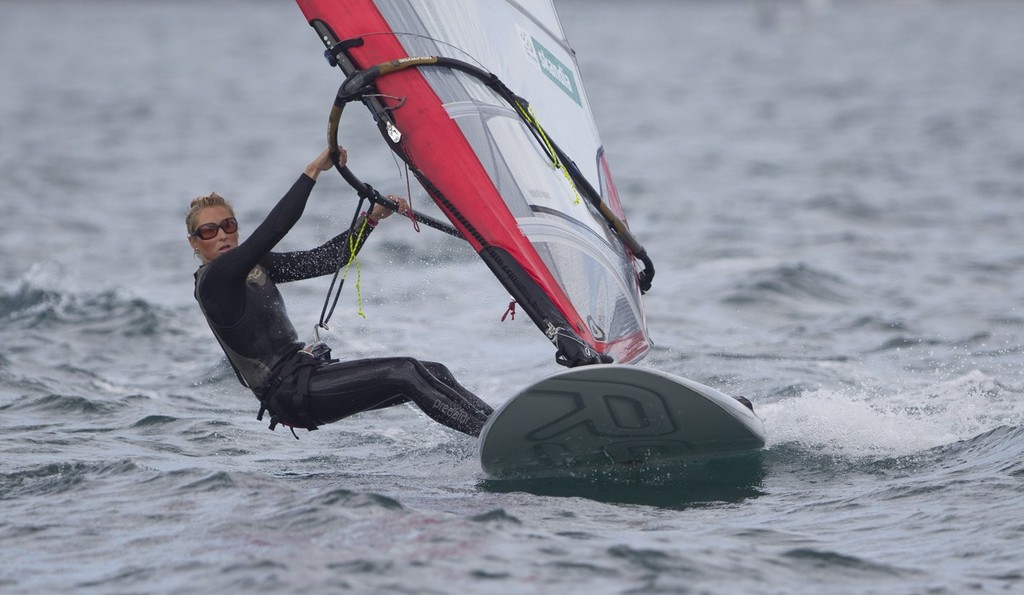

{"left": 2, "top": 0, "right": 1024, "bottom": 592}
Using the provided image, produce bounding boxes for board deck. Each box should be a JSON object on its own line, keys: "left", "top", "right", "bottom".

{"left": 479, "top": 365, "right": 766, "bottom": 478}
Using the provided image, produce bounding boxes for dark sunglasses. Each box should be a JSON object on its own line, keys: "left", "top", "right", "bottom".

{"left": 191, "top": 217, "right": 238, "bottom": 240}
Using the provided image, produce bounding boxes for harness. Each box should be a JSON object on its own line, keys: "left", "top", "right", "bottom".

{"left": 256, "top": 342, "right": 335, "bottom": 439}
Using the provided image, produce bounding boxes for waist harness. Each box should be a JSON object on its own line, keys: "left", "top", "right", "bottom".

{"left": 256, "top": 343, "right": 335, "bottom": 438}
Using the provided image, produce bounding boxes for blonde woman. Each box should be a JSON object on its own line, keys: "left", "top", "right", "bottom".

{"left": 187, "top": 147, "right": 491, "bottom": 437}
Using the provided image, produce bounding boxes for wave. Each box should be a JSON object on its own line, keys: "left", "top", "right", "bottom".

{"left": 776, "top": 547, "right": 913, "bottom": 582}
{"left": 0, "top": 283, "right": 169, "bottom": 338}
{"left": 722, "top": 262, "right": 856, "bottom": 307}
{"left": 0, "top": 393, "right": 123, "bottom": 416}
{"left": 760, "top": 370, "right": 1024, "bottom": 460}
{"left": 864, "top": 331, "right": 992, "bottom": 355}
{"left": 0, "top": 278, "right": 206, "bottom": 405}
{"left": 0, "top": 459, "right": 142, "bottom": 500}
{"left": 920, "top": 425, "right": 1024, "bottom": 476}
{"left": 131, "top": 414, "right": 180, "bottom": 427}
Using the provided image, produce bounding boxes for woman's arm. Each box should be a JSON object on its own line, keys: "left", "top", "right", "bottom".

{"left": 196, "top": 148, "right": 344, "bottom": 325}
{"left": 264, "top": 195, "right": 409, "bottom": 283}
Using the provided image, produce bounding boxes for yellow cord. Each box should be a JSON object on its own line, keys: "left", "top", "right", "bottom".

{"left": 340, "top": 218, "right": 371, "bottom": 318}
{"left": 516, "top": 102, "right": 582, "bottom": 206}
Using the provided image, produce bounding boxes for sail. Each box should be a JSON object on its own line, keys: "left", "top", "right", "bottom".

{"left": 295, "top": 0, "right": 652, "bottom": 366}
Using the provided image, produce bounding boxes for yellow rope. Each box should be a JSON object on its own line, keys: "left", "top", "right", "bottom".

{"left": 339, "top": 217, "right": 371, "bottom": 318}
{"left": 516, "top": 102, "right": 582, "bottom": 206}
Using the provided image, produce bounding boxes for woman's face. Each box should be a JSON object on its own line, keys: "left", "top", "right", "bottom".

{"left": 188, "top": 206, "right": 239, "bottom": 264}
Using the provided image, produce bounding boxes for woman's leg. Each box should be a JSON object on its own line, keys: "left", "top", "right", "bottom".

{"left": 302, "top": 357, "right": 492, "bottom": 436}
{"left": 421, "top": 361, "right": 493, "bottom": 417}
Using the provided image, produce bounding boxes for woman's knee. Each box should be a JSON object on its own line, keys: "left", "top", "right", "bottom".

{"left": 380, "top": 356, "right": 419, "bottom": 367}
{"left": 420, "top": 360, "right": 453, "bottom": 376}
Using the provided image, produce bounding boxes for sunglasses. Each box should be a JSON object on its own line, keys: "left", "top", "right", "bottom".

{"left": 191, "top": 217, "right": 238, "bottom": 240}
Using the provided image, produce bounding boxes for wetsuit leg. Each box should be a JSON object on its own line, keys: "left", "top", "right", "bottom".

{"left": 420, "top": 361, "right": 493, "bottom": 417}
{"left": 301, "top": 357, "right": 492, "bottom": 437}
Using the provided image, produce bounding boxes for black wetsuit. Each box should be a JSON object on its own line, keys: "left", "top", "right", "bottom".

{"left": 193, "top": 174, "right": 493, "bottom": 437}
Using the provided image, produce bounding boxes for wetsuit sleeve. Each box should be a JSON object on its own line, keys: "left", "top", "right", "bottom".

{"left": 196, "top": 174, "right": 317, "bottom": 326}
{"left": 263, "top": 216, "right": 376, "bottom": 283}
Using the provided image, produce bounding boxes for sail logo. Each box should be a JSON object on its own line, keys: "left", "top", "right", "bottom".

{"left": 519, "top": 28, "right": 582, "bottom": 106}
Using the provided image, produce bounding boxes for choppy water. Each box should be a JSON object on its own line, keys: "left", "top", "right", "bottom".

{"left": 3, "top": 0, "right": 1024, "bottom": 592}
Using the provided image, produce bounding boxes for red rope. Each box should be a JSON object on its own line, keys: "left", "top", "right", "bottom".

{"left": 501, "top": 299, "right": 517, "bottom": 321}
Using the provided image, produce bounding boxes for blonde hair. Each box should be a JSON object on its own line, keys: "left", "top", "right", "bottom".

{"left": 185, "top": 192, "right": 235, "bottom": 234}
